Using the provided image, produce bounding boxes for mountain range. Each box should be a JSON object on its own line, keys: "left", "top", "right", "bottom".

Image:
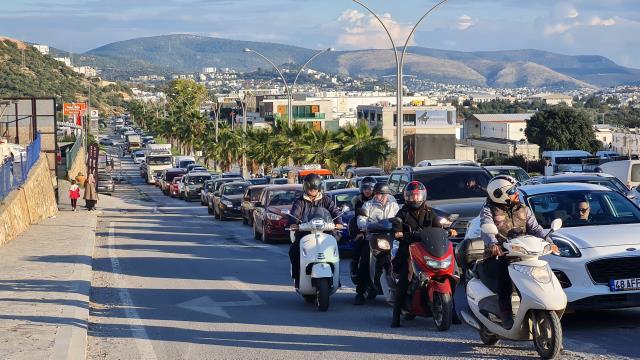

{"left": 64, "top": 34, "right": 640, "bottom": 89}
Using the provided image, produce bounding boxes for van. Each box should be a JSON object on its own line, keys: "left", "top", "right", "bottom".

{"left": 598, "top": 160, "right": 640, "bottom": 189}
{"left": 541, "top": 150, "right": 592, "bottom": 173}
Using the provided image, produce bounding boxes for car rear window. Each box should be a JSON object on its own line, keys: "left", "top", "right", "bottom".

{"left": 268, "top": 190, "right": 303, "bottom": 206}
{"left": 412, "top": 171, "right": 490, "bottom": 200}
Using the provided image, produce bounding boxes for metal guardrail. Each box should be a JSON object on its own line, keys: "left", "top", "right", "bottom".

{"left": 65, "top": 134, "right": 83, "bottom": 173}
{"left": 0, "top": 132, "right": 42, "bottom": 201}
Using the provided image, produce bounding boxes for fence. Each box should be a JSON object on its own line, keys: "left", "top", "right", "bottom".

{"left": 0, "top": 132, "right": 42, "bottom": 201}
{"left": 65, "top": 134, "right": 82, "bottom": 171}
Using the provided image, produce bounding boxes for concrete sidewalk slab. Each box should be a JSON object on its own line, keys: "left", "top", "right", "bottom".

{"left": 0, "top": 181, "right": 97, "bottom": 360}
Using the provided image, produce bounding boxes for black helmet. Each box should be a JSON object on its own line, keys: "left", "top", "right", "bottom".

{"left": 404, "top": 181, "right": 427, "bottom": 209}
{"left": 373, "top": 182, "right": 391, "bottom": 195}
{"left": 359, "top": 176, "right": 377, "bottom": 193}
{"left": 303, "top": 173, "right": 322, "bottom": 193}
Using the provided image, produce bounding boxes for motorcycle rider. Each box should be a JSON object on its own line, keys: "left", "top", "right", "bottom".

{"left": 350, "top": 176, "right": 377, "bottom": 305}
{"left": 288, "top": 173, "right": 344, "bottom": 287}
{"left": 355, "top": 182, "right": 399, "bottom": 305}
{"left": 480, "top": 175, "right": 555, "bottom": 329}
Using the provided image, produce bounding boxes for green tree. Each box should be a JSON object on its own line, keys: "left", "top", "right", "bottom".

{"left": 525, "top": 106, "right": 599, "bottom": 153}
{"left": 337, "top": 122, "right": 391, "bottom": 167}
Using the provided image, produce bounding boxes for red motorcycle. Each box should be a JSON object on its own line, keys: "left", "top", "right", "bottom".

{"left": 393, "top": 226, "right": 459, "bottom": 331}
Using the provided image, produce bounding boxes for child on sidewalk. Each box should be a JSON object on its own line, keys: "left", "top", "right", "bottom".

{"left": 69, "top": 180, "right": 81, "bottom": 211}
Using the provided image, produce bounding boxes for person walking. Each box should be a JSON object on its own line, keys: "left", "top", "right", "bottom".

{"left": 84, "top": 173, "right": 99, "bottom": 211}
{"left": 69, "top": 180, "right": 81, "bottom": 211}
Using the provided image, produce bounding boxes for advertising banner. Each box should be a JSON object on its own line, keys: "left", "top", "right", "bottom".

{"left": 404, "top": 110, "right": 455, "bottom": 128}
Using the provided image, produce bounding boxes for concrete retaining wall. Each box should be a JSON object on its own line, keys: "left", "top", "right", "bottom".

{"left": 67, "top": 146, "right": 87, "bottom": 181}
{"left": 0, "top": 154, "right": 58, "bottom": 246}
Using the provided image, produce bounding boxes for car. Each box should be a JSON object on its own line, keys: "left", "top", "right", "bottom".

{"left": 270, "top": 178, "right": 289, "bottom": 185}
{"left": 99, "top": 138, "right": 114, "bottom": 146}
{"left": 189, "top": 166, "right": 207, "bottom": 173}
{"left": 160, "top": 168, "right": 186, "bottom": 195}
{"left": 241, "top": 185, "right": 270, "bottom": 226}
{"left": 200, "top": 180, "right": 215, "bottom": 206}
{"left": 347, "top": 175, "right": 389, "bottom": 189}
{"left": 321, "top": 179, "right": 350, "bottom": 192}
{"left": 484, "top": 165, "right": 530, "bottom": 183}
{"left": 214, "top": 181, "right": 250, "bottom": 220}
{"left": 207, "top": 177, "right": 244, "bottom": 214}
{"left": 388, "top": 165, "right": 492, "bottom": 243}
{"left": 132, "top": 150, "right": 145, "bottom": 164}
{"left": 182, "top": 172, "right": 212, "bottom": 202}
{"left": 416, "top": 159, "right": 479, "bottom": 167}
{"left": 252, "top": 185, "right": 303, "bottom": 243}
{"left": 177, "top": 176, "right": 187, "bottom": 199}
{"left": 344, "top": 166, "right": 385, "bottom": 179}
{"left": 325, "top": 188, "right": 360, "bottom": 253}
{"left": 247, "top": 177, "right": 269, "bottom": 185}
{"left": 153, "top": 172, "right": 163, "bottom": 187}
{"left": 169, "top": 176, "right": 183, "bottom": 198}
{"left": 96, "top": 172, "right": 115, "bottom": 194}
{"left": 462, "top": 183, "right": 640, "bottom": 311}
{"left": 222, "top": 172, "right": 243, "bottom": 179}
{"left": 524, "top": 172, "right": 640, "bottom": 206}
{"left": 186, "top": 164, "right": 204, "bottom": 173}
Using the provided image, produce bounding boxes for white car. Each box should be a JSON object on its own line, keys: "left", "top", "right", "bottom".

{"left": 463, "top": 182, "right": 640, "bottom": 311}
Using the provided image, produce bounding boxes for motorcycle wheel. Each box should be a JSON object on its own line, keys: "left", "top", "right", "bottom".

{"left": 303, "top": 295, "right": 315, "bottom": 303}
{"left": 316, "top": 278, "right": 330, "bottom": 312}
{"left": 432, "top": 292, "right": 453, "bottom": 331}
{"left": 532, "top": 310, "right": 562, "bottom": 360}
{"left": 479, "top": 324, "right": 500, "bottom": 345}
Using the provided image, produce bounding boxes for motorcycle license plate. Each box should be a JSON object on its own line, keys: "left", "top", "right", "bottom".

{"left": 609, "top": 278, "right": 640, "bottom": 292}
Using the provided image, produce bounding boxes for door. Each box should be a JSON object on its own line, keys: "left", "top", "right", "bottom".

{"left": 253, "top": 190, "right": 267, "bottom": 230}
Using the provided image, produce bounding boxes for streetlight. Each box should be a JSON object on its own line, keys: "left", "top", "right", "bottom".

{"left": 352, "top": 0, "right": 449, "bottom": 167}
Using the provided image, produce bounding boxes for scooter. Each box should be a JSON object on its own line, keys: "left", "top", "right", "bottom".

{"left": 397, "top": 224, "right": 458, "bottom": 331}
{"left": 459, "top": 219, "right": 567, "bottom": 359}
{"left": 366, "top": 218, "right": 395, "bottom": 301}
{"left": 285, "top": 207, "right": 346, "bottom": 312}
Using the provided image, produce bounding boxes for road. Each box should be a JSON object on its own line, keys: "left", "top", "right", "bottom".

{"left": 87, "top": 138, "right": 639, "bottom": 359}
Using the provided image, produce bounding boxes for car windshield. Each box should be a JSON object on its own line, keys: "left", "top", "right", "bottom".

{"left": 249, "top": 178, "right": 268, "bottom": 185}
{"left": 147, "top": 156, "right": 172, "bottom": 165}
{"left": 268, "top": 190, "right": 303, "bottom": 206}
{"left": 180, "top": 160, "right": 195, "bottom": 168}
{"left": 489, "top": 168, "right": 530, "bottom": 182}
{"left": 188, "top": 175, "right": 210, "bottom": 185}
{"left": 325, "top": 180, "right": 349, "bottom": 191}
{"left": 172, "top": 177, "right": 182, "bottom": 184}
{"left": 272, "top": 179, "right": 289, "bottom": 184}
{"left": 249, "top": 188, "right": 264, "bottom": 201}
{"left": 135, "top": 153, "right": 145, "bottom": 158}
{"left": 527, "top": 190, "right": 640, "bottom": 228}
{"left": 413, "top": 171, "right": 489, "bottom": 200}
{"left": 223, "top": 184, "right": 248, "bottom": 195}
{"left": 334, "top": 193, "right": 357, "bottom": 208}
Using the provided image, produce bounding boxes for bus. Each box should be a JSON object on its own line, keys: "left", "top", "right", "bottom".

{"left": 542, "top": 150, "right": 592, "bottom": 174}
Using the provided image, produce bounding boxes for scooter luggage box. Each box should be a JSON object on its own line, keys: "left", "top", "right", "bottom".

{"left": 455, "top": 237, "right": 485, "bottom": 270}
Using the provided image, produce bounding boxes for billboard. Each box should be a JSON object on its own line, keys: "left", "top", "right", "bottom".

{"left": 63, "top": 103, "right": 87, "bottom": 116}
{"left": 404, "top": 109, "right": 455, "bottom": 128}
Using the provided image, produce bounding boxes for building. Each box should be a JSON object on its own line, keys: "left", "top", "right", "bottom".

{"left": 54, "top": 57, "right": 72, "bottom": 67}
{"left": 467, "top": 137, "right": 540, "bottom": 161}
{"left": 259, "top": 99, "right": 334, "bottom": 130}
{"left": 72, "top": 66, "right": 98, "bottom": 77}
{"left": 594, "top": 124, "right": 613, "bottom": 148}
{"left": 464, "top": 113, "right": 534, "bottom": 140}
{"left": 528, "top": 93, "right": 573, "bottom": 107}
{"left": 612, "top": 129, "right": 640, "bottom": 156}
{"left": 32, "top": 44, "right": 49, "bottom": 55}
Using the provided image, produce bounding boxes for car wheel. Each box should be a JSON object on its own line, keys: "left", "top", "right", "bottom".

{"left": 253, "top": 222, "right": 261, "bottom": 240}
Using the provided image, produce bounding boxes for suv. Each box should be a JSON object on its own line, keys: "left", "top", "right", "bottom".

{"left": 344, "top": 166, "right": 385, "bottom": 179}
{"left": 387, "top": 165, "right": 492, "bottom": 242}
{"left": 182, "top": 172, "right": 212, "bottom": 202}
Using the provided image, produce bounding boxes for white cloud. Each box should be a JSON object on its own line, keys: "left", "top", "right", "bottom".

{"left": 457, "top": 15, "right": 473, "bottom": 31}
{"left": 553, "top": 3, "right": 579, "bottom": 19}
{"left": 544, "top": 23, "right": 572, "bottom": 35}
{"left": 590, "top": 16, "right": 617, "bottom": 26}
{"left": 336, "top": 9, "right": 415, "bottom": 49}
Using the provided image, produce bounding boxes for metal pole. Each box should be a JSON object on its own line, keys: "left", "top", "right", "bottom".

{"left": 243, "top": 49, "right": 291, "bottom": 126}
{"left": 241, "top": 96, "right": 248, "bottom": 178}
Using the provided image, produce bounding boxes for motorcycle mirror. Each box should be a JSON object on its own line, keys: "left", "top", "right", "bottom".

{"left": 550, "top": 218, "right": 563, "bottom": 232}
{"left": 480, "top": 223, "right": 499, "bottom": 236}
{"left": 341, "top": 205, "right": 350, "bottom": 213}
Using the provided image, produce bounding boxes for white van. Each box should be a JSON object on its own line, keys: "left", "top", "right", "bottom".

{"left": 541, "top": 150, "right": 592, "bottom": 173}
{"left": 598, "top": 160, "right": 640, "bottom": 189}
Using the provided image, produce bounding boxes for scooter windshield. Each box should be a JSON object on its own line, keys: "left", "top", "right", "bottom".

{"left": 419, "top": 228, "right": 450, "bottom": 258}
{"left": 303, "top": 207, "right": 334, "bottom": 224}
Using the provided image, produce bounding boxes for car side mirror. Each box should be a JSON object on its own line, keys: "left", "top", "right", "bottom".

{"left": 480, "top": 223, "right": 499, "bottom": 235}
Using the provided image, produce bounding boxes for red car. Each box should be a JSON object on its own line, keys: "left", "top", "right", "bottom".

{"left": 169, "top": 176, "right": 183, "bottom": 198}
{"left": 252, "top": 185, "right": 303, "bottom": 243}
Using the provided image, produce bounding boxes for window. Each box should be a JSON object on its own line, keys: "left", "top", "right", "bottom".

{"left": 388, "top": 173, "right": 403, "bottom": 194}
{"left": 399, "top": 174, "right": 409, "bottom": 193}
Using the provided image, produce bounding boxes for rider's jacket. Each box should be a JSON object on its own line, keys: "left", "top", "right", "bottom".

{"left": 480, "top": 201, "right": 546, "bottom": 247}
{"left": 357, "top": 196, "right": 399, "bottom": 231}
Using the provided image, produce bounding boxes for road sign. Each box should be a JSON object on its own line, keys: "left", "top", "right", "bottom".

{"left": 90, "top": 109, "right": 99, "bottom": 119}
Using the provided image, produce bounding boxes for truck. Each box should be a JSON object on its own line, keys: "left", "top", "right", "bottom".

{"left": 144, "top": 144, "right": 173, "bottom": 184}
{"left": 173, "top": 155, "right": 196, "bottom": 169}
{"left": 126, "top": 134, "right": 142, "bottom": 154}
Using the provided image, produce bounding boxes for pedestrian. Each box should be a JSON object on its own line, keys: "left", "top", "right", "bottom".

{"left": 84, "top": 173, "right": 99, "bottom": 211}
{"left": 69, "top": 179, "right": 81, "bottom": 211}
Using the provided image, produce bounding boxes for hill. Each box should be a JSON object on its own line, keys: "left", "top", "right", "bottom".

{"left": 75, "top": 34, "right": 640, "bottom": 89}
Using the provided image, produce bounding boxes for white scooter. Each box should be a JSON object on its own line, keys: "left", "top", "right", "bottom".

{"left": 459, "top": 219, "right": 567, "bottom": 360}
{"left": 285, "top": 207, "right": 345, "bottom": 312}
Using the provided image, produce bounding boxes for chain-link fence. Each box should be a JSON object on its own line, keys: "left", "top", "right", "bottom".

{"left": 0, "top": 132, "right": 41, "bottom": 201}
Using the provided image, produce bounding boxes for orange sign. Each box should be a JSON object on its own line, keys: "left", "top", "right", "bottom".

{"left": 277, "top": 105, "right": 287, "bottom": 115}
{"left": 63, "top": 103, "right": 87, "bottom": 115}
{"left": 311, "top": 105, "right": 319, "bottom": 113}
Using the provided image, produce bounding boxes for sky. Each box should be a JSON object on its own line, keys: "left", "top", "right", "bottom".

{"left": 2, "top": 0, "right": 640, "bottom": 68}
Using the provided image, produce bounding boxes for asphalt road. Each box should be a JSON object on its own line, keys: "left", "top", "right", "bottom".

{"left": 87, "top": 136, "right": 639, "bottom": 360}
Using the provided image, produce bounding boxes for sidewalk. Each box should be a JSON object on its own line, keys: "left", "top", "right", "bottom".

{"left": 0, "top": 181, "right": 96, "bottom": 360}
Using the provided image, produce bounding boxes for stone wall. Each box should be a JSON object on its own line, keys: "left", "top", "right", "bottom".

{"left": 0, "top": 154, "right": 58, "bottom": 246}
{"left": 67, "top": 146, "right": 87, "bottom": 181}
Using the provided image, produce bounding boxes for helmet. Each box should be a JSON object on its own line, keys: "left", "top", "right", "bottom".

{"left": 487, "top": 175, "right": 519, "bottom": 205}
{"left": 403, "top": 181, "right": 427, "bottom": 209}
{"left": 373, "top": 182, "right": 391, "bottom": 195}
{"left": 303, "top": 173, "right": 322, "bottom": 193}
{"left": 359, "top": 176, "right": 377, "bottom": 193}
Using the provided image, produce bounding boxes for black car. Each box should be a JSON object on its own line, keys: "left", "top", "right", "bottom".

{"left": 182, "top": 172, "right": 212, "bottom": 202}
{"left": 248, "top": 178, "right": 269, "bottom": 185}
{"left": 344, "top": 166, "right": 385, "bottom": 179}
{"left": 241, "top": 184, "right": 269, "bottom": 225}
{"left": 214, "top": 181, "right": 250, "bottom": 220}
{"left": 207, "top": 177, "right": 244, "bottom": 214}
{"left": 388, "top": 165, "right": 492, "bottom": 242}
{"left": 347, "top": 175, "right": 389, "bottom": 189}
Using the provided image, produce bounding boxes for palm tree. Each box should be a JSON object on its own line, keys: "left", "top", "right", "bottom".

{"left": 337, "top": 122, "right": 391, "bottom": 167}
{"left": 295, "top": 129, "right": 341, "bottom": 172}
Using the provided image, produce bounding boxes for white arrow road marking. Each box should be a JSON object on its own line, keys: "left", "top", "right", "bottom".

{"left": 176, "top": 276, "right": 266, "bottom": 319}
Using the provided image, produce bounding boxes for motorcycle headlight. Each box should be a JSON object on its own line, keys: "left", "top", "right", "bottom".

{"left": 221, "top": 200, "right": 233, "bottom": 207}
{"left": 424, "top": 254, "right": 452, "bottom": 270}
{"left": 377, "top": 239, "right": 391, "bottom": 250}
{"left": 551, "top": 237, "right": 581, "bottom": 258}
{"left": 266, "top": 212, "right": 282, "bottom": 221}
{"left": 513, "top": 264, "right": 552, "bottom": 284}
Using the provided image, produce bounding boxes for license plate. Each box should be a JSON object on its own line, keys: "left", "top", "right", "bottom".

{"left": 609, "top": 278, "right": 640, "bottom": 292}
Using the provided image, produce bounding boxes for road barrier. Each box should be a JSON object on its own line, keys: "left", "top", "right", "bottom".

{"left": 0, "top": 132, "right": 41, "bottom": 201}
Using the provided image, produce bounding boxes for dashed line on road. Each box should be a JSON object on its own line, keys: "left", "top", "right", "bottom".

{"left": 108, "top": 222, "right": 158, "bottom": 360}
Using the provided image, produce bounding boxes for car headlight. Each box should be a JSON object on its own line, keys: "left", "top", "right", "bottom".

{"left": 424, "top": 254, "right": 452, "bottom": 270}
{"left": 551, "top": 237, "right": 581, "bottom": 258}
{"left": 266, "top": 212, "right": 282, "bottom": 221}
{"left": 513, "top": 264, "right": 552, "bottom": 284}
{"left": 377, "top": 239, "right": 391, "bottom": 250}
{"left": 221, "top": 200, "right": 233, "bottom": 207}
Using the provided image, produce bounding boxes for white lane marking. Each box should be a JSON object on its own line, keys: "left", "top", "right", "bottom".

{"left": 176, "top": 276, "right": 266, "bottom": 319}
{"left": 108, "top": 222, "right": 158, "bottom": 360}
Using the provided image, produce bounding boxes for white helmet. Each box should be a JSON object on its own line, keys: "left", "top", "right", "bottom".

{"left": 487, "top": 175, "right": 519, "bottom": 205}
